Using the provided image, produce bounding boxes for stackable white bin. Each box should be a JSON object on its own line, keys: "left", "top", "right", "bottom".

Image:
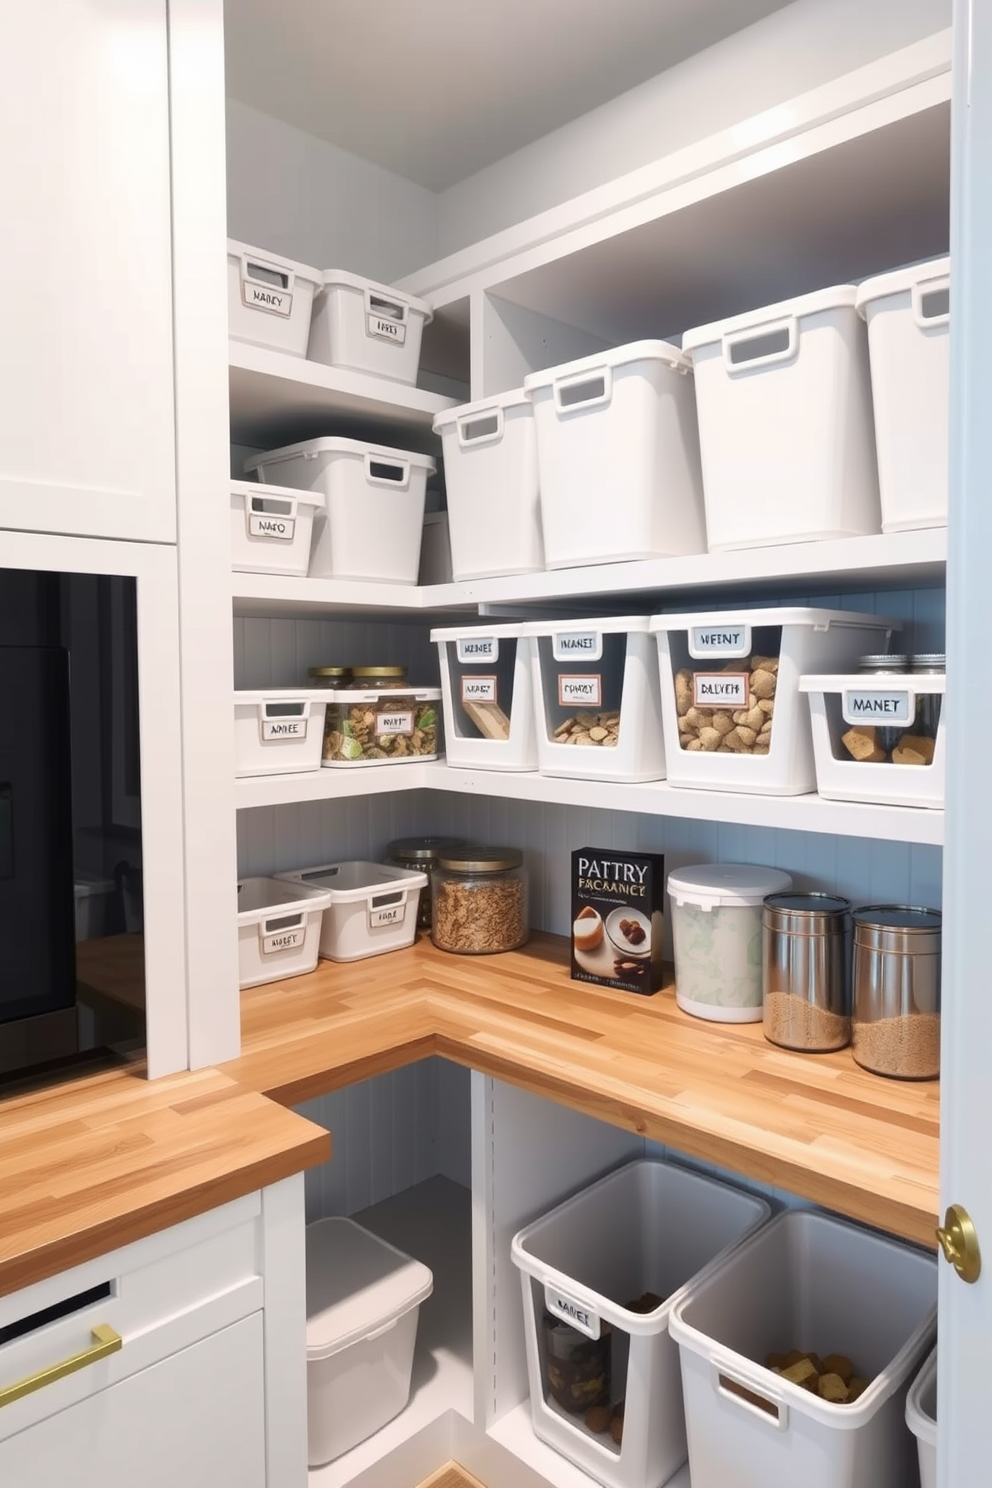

{"left": 800, "top": 672, "right": 946, "bottom": 809}
{"left": 230, "top": 479, "right": 323, "bottom": 576}
{"left": 227, "top": 239, "right": 321, "bottom": 358}
{"left": 245, "top": 438, "right": 435, "bottom": 584}
{"left": 526, "top": 617, "right": 667, "bottom": 783}
{"left": 669, "top": 1210, "right": 938, "bottom": 1488}
{"left": 683, "top": 287, "right": 881, "bottom": 550}
{"left": 276, "top": 860, "right": 427, "bottom": 961}
{"left": 651, "top": 608, "right": 898, "bottom": 796}
{"left": 511, "top": 1160, "right": 771, "bottom": 1488}
{"left": 856, "top": 257, "right": 950, "bottom": 532}
{"left": 233, "top": 690, "right": 328, "bottom": 777}
{"left": 236, "top": 877, "right": 331, "bottom": 988}
{"left": 432, "top": 622, "right": 537, "bottom": 771}
{"left": 433, "top": 389, "right": 543, "bottom": 580}
{"left": 906, "top": 1347, "right": 937, "bottom": 1488}
{"left": 523, "top": 341, "right": 705, "bottom": 569}
{"left": 307, "top": 270, "right": 432, "bottom": 385}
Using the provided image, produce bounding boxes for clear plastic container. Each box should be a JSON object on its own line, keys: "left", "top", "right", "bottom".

{"left": 431, "top": 846, "right": 529, "bottom": 955}
{"left": 320, "top": 688, "right": 440, "bottom": 766}
{"left": 668, "top": 864, "right": 793, "bottom": 1023}
{"left": 383, "top": 836, "right": 468, "bottom": 931}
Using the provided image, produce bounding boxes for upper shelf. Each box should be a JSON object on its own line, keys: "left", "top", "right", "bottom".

{"left": 228, "top": 341, "right": 458, "bottom": 452}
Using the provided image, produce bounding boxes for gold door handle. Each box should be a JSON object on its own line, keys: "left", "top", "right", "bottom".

{"left": 936, "top": 1203, "right": 982, "bottom": 1284}
{"left": 0, "top": 1324, "right": 122, "bottom": 1409}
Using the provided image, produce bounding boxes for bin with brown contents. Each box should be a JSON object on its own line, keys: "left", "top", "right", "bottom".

{"left": 320, "top": 687, "right": 441, "bottom": 766}
{"left": 431, "top": 846, "right": 529, "bottom": 955}
{"left": 852, "top": 906, "right": 941, "bottom": 1079}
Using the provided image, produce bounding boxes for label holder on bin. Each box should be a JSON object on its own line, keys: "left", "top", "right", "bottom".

{"left": 544, "top": 1284, "right": 602, "bottom": 1340}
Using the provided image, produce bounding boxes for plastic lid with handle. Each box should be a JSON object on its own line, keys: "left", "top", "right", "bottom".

{"left": 667, "top": 863, "right": 793, "bottom": 911}
{"left": 305, "top": 1218, "right": 433, "bottom": 1362}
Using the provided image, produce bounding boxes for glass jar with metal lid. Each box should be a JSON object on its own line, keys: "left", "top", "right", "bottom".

{"left": 307, "top": 666, "right": 353, "bottom": 690}
{"left": 351, "top": 666, "right": 408, "bottom": 690}
{"left": 762, "top": 891, "right": 851, "bottom": 1051}
{"left": 910, "top": 655, "right": 946, "bottom": 742}
{"left": 851, "top": 905, "right": 941, "bottom": 1079}
{"left": 431, "top": 846, "right": 529, "bottom": 955}
{"left": 383, "top": 836, "right": 468, "bottom": 931}
{"left": 856, "top": 655, "right": 910, "bottom": 753}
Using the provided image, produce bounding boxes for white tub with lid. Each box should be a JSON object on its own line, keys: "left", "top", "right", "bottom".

{"left": 906, "top": 1347, "right": 937, "bottom": 1488}
{"left": 306, "top": 1217, "right": 433, "bottom": 1466}
{"left": 245, "top": 438, "right": 435, "bottom": 584}
{"left": 432, "top": 622, "right": 537, "bottom": 771}
{"left": 233, "top": 689, "right": 328, "bottom": 777}
{"left": 230, "top": 478, "right": 324, "bottom": 576}
{"left": 523, "top": 341, "right": 705, "bottom": 569}
{"left": 307, "top": 269, "right": 432, "bottom": 385}
{"left": 668, "top": 864, "right": 794, "bottom": 1023}
{"left": 434, "top": 388, "right": 543, "bottom": 580}
{"left": 856, "top": 257, "right": 950, "bottom": 532}
{"left": 683, "top": 286, "right": 880, "bottom": 550}
{"left": 227, "top": 239, "right": 321, "bottom": 358}
{"left": 236, "top": 876, "right": 331, "bottom": 988}
{"left": 276, "top": 860, "right": 427, "bottom": 961}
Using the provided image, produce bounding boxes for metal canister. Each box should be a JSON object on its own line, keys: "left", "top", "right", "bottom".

{"left": 383, "top": 835, "right": 467, "bottom": 931}
{"left": 852, "top": 905, "right": 942, "bottom": 1080}
{"left": 762, "top": 892, "right": 852, "bottom": 1051}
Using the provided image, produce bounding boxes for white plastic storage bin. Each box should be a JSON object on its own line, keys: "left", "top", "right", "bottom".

{"left": 227, "top": 239, "right": 321, "bottom": 358}
{"left": 245, "top": 438, "right": 434, "bottom": 584}
{"left": 230, "top": 479, "right": 323, "bottom": 577}
{"left": 511, "top": 1160, "right": 771, "bottom": 1488}
{"left": 233, "top": 690, "right": 328, "bottom": 777}
{"left": 434, "top": 389, "right": 543, "bottom": 580}
{"left": 669, "top": 1209, "right": 937, "bottom": 1488}
{"left": 305, "top": 1217, "right": 433, "bottom": 1466}
{"left": 668, "top": 864, "right": 794, "bottom": 1023}
{"left": 906, "top": 1347, "right": 937, "bottom": 1488}
{"left": 307, "top": 270, "right": 432, "bottom": 385}
{"left": 800, "top": 673, "right": 945, "bottom": 809}
{"left": 526, "top": 617, "right": 667, "bottom": 783}
{"left": 236, "top": 877, "right": 331, "bottom": 989}
{"left": 523, "top": 341, "right": 705, "bottom": 569}
{"left": 319, "top": 688, "right": 441, "bottom": 767}
{"left": 432, "top": 623, "right": 537, "bottom": 771}
{"left": 276, "top": 861, "right": 427, "bottom": 961}
{"left": 857, "top": 258, "right": 950, "bottom": 532}
{"left": 683, "top": 287, "right": 881, "bottom": 551}
{"left": 651, "top": 608, "right": 898, "bottom": 796}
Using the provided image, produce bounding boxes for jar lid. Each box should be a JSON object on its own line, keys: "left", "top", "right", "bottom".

{"left": 667, "top": 863, "right": 793, "bottom": 910}
{"left": 352, "top": 666, "right": 407, "bottom": 677}
{"left": 437, "top": 845, "right": 523, "bottom": 873}
{"left": 858, "top": 654, "right": 909, "bottom": 671}
{"left": 910, "top": 654, "right": 946, "bottom": 671}
{"left": 308, "top": 666, "right": 351, "bottom": 677}
{"left": 385, "top": 835, "right": 467, "bottom": 863}
{"left": 853, "top": 905, "right": 942, "bottom": 931}
{"left": 763, "top": 891, "right": 851, "bottom": 933}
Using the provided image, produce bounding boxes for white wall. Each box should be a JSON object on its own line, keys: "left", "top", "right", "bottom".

{"left": 225, "top": 99, "right": 438, "bottom": 282}
{"left": 436, "top": 0, "right": 951, "bottom": 255}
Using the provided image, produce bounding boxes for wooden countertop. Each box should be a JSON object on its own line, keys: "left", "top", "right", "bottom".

{"left": 225, "top": 933, "right": 939, "bottom": 1248}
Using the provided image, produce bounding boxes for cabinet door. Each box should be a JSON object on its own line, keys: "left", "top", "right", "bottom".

{"left": 0, "top": 1, "right": 176, "bottom": 543}
{"left": 0, "top": 1314, "right": 266, "bottom": 1488}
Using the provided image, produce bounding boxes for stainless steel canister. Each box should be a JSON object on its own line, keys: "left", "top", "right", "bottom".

{"left": 762, "top": 892, "right": 852, "bottom": 1051}
{"left": 852, "top": 905, "right": 942, "bottom": 1079}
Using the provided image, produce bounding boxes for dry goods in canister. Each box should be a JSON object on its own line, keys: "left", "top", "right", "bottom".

{"left": 851, "top": 906, "right": 941, "bottom": 1079}
{"left": 431, "top": 847, "right": 528, "bottom": 954}
{"left": 762, "top": 892, "right": 851, "bottom": 1051}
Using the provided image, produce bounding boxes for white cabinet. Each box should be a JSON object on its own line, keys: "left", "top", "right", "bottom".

{"left": 0, "top": 1315, "right": 265, "bottom": 1488}
{"left": 0, "top": 1, "right": 176, "bottom": 543}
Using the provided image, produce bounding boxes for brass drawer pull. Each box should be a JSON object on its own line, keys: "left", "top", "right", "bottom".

{"left": 0, "top": 1324, "right": 122, "bottom": 1409}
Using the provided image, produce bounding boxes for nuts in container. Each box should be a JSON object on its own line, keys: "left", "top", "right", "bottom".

{"left": 320, "top": 688, "right": 441, "bottom": 767}
{"left": 673, "top": 656, "right": 777, "bottom": 754}
{"left": 553, "top": 710, "right": 620, "bottom": 747}
{"left": 431, "top": 846, "right": 529, "bottom": 955}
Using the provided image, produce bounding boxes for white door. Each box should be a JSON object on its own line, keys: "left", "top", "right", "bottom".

{"left": 939, "top": 2, "right": 992, "bottom": 1482}
{"left": 0, "top": 1315, "right": 266, "bottom": 1488}
{"left": 0, "top": 1, "right": 177, "bottom": 544}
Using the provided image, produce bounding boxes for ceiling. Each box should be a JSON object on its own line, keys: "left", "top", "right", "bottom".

{"left": 224, "top": 0, "right": 797, "bottom": 192}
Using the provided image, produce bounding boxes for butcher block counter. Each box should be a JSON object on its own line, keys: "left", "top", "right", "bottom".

{"left": 1, "top": 931, "right": 938, "bottom": 1300}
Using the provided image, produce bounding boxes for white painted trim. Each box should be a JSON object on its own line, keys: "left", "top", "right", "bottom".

{"left": 260, "top": 1175, "right": 309, "bottom": 1488}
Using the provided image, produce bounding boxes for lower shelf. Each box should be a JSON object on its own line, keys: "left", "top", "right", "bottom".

{"left": 488, "top": 1404, "right": 691, "bottom": 1488}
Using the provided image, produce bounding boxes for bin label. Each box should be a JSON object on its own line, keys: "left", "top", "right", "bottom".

{"left": 261, "top": 718, "right": 307, "bottom": 741}
{"left": 248, "top": 513, "right": 295, "bottom": 541}
{"left": 544, "top": 1285, "right": 601, "bottom": 1340}
{"left": 456, "top": 636, "right": 498, "bottom": 663}
{"left": 367, "top": 313, "right": 407, "bottom": 344}
{"left": 693, "top": 673, "right": 749, "bottom": 709}
{"left": 462, "top": 676, "right": 497, "bottom": 704}
{"left": 242, "top": 281, "right": 293, "bottom": 317}
{"left": 261, "top": 927, "right": 305, "bottom": 954}
{"left": 553, "top": 631, "right": 602, "bottom": 662}
{"left": 369, "top": 903, "right": 406, "bottom": 929}
{"left": 842, "top": 689, "right": 914, "bottom": 727}
{"left": 689, "top": 624, "right": 751, "bottom": 659}
{"left": 376, "top": 710, "right": 415, "bottom": 735}
{"left": 559, "top": 675, "right": 602, "bottom": 708}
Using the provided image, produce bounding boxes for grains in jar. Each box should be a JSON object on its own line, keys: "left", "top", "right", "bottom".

{"left": 431, "top": 847, "right": 528, "bottom": 955}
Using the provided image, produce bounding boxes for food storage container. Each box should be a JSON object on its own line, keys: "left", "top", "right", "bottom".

{"left": 668, "top": 864, "right": 794, "bottom": 1023}
{"left": 683, "top": 285, "right": 880, "bottom": 550}
{"left": 651, "top": 608, "right": 899, "bottom": 796}
{"left": 906, "top": 1347, "right": 937, "bottom": 1488}
{"left": 434, "top": 388, "right": 544, "bottom": 580}
{"left": 526, "top": 617, "right": 666, "bottom": 783}
{"left": 276, "top": 860, "right": 427, "bottom": 962}
{"left": 306, "top": 666, "right": 352, "bottom": 690}
{"left": 233, "top": 690, "right": 329, "bottom": 777}
{"left": 236, "top": 877, "right": 332, "bottom": 989}
{"left": 762, "top": 892, "right": 852, "bottom": 1051}
{"left": 320, "top": 687, "right": 441, "bottom": 767}
{"left": 227, "top": 239, "right": 321, "bottom": 357}
{"left": 305, "top": 1217, "right": 433, "bottom": 1466}
{"left": 432, "top": 622, "right": 538, "bottom": 771}
{"left": 669, "top": 1209, "right": 937, "bottom": 1488}
{"left": 856, "top": 257, "right": 950, "bottom": 533}
{"left": 244, "top": 438, "right": 435, "bottom": 585}
{"left": 851, "top": 906, "right": 941, "bottom": 1079}
{"left": 383, "top": 836, "right": 468, "bottom": 931}
{"left": 350, "top": 666, "right": 408, "bottom": 689}
{"left": 431, "top": 846, "right": 528, "bottom": 955}
{"left": 523, "top": 341, "right": 706, "bottom": 568}
{"left": 307, "top": 269, "right": 432, "bottom": 385}
{"left": 230, "top": 479, "right": 324, "bottom": 576}
{"left": 512, "top": 1160, "right": 771, "bottom": 1488}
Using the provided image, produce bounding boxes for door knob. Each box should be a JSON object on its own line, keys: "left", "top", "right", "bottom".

{"left": 936, "top": 1203, "right": 981, "bottom": 1283}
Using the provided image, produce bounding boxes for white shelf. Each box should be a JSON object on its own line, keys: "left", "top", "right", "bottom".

{"left": 236, "top": 760, "right": 944, "bottom": 846}
{"left": 232, "top": 528, "right": 947, "bottom": 618}
{"left": 489, "top": 1403, "right": 691, "bottom": 1488}
{"left": 229, "top": 340, "right": 458, "bottom": 451}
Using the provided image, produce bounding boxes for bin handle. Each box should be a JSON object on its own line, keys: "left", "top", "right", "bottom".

{"left": 260, "top": 699, "right": 309, "bottom": 720}
{"left": 552, "top": 364, "right": 613, "bottom": 415}
{"left": 912, "top": 275, "right": 950, "bottom": 330}
{"left": 364, "top": 288, "right": 409, "bottom": 326}
{"left": 261, "top": 911, "right": 304, "bottom": 936}
{"left": 712, "top": 1358, "right": 789, "bottom": 1431}
{"left": 365, "top": 453, "right": 411, "bottom": 489}
{"left": 722, "top": 316, "right": 798, "bottom": 374}
{"left": 458, "top": 406, "right": 504, "bottom": 448}
{"left": 240, "top": 252, "right": 294, "bottom": 294}
{"left": 248, "top": 494, "right": 298, "bottom": 519}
